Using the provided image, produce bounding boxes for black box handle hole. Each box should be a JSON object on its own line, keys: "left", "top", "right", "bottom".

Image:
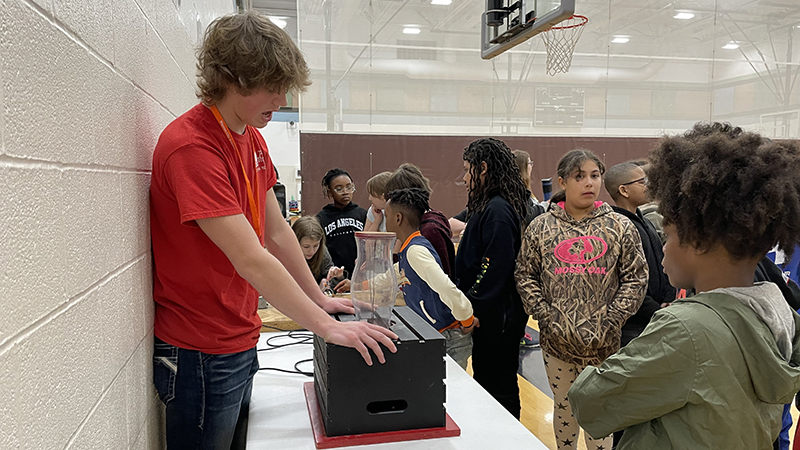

{"left": 366, "top": 399, "right": 408, "bottom": 415}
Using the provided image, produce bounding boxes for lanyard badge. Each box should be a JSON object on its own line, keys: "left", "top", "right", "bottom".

{"left": 209, "top": 105, "right": 263, "bottom": 239}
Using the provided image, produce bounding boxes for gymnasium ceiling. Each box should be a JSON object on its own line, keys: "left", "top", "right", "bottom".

{"left": 251, "top": 0, "right": 800, "bottom": 78}
{"left": 251, "top": 0, "right": 800, "bottom": 137}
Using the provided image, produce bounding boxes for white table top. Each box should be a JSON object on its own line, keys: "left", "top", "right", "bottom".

{"left": 247, "top": 331, "right": 549, "bottom": 450}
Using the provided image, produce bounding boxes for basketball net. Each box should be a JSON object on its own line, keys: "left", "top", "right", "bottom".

{"left": 541, "top": 15, "right": 588, "bottom": 76}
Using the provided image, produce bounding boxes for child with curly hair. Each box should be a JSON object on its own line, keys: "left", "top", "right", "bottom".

{"left": 569, "top": 122, "right": 800, "bottom": 449}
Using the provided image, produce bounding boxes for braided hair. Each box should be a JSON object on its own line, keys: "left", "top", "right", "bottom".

{"left": 321, "top": 168, "right": 353, "bottom": 198}
{"left": 463, "top": 138, "right": 529, "bottom": 221}
{"left": 385, "top": 188, "right": 430, "bottom": 229}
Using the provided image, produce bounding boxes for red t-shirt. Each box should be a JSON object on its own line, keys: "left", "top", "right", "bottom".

{"left": 150, "top": 103, "right": 277, "bottom": 354}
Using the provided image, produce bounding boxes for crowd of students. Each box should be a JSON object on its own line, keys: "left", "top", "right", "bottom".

{"left": 300, "top": 130, "right": 800, "bottom": 450}
{"left": 149, "top": 11, "right": 800, "bottom": 450}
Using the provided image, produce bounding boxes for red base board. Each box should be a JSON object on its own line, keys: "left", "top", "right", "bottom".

{"left": 303, "top": 382, "right": 461, "bottom": 449}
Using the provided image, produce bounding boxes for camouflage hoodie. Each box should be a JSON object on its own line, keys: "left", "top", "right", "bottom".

{"left": 515, "top": 202, "right": 648, "bottom": 365}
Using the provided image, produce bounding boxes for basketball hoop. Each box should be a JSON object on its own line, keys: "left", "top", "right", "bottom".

{"left": 541, "top": 15, "right": 588, "bottom": 76}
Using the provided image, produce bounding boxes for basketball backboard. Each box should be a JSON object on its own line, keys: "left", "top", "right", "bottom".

{"left": 481, "top": 0, "right": 575, "bottom": 59}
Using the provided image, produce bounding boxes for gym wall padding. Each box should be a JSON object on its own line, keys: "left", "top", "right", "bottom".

{"left": 300, "top": 134, "right": 659, "bottom": 218}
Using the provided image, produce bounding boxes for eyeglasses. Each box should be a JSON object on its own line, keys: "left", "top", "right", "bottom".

{"left": 527, "top": 161, "right": 534, "bottom": 167}
{"left": 620, "top": 177, "right": 647, "bottom": 186}
{"left": 332, "top": 184, "right": 356, "bottom": 194}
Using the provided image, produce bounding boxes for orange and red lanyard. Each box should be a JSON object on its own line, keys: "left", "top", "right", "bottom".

{"left": 209, "top": 105, "right": 262, "bottom": 239}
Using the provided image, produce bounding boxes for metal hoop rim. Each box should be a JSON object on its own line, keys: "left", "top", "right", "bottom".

{"left": 545, "top": 14, "right": 589, "bottom": 31}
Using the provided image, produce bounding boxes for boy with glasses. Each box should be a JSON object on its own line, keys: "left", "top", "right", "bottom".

{"left": 605, "top": 162, "right": 675, "bottom": 343}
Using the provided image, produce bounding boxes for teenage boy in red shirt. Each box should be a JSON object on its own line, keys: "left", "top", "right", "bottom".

{"left": 150, "top": 12, "right": 396, "bottom": 450}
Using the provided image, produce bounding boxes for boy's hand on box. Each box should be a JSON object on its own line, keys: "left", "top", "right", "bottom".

{"left": 321, "top": 296, "right": 354, "bottom": 314}
{"left": 323, "top": 321, "right": 398, "bottom": 365}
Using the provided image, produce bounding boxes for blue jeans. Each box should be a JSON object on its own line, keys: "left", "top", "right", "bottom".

{"left": 442, "top": 328, "right": 473, "bottom": 369}
{"left": 153, "top": 337, "right": 259, "bottom": 450}
{"left": 777, "top": 403, "right": 791, "bottom": 450}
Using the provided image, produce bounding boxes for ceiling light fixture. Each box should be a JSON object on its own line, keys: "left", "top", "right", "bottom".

{"left": 722, "top": 41, "right": 739, "bottom": 49}
{"left": 403, "top": 27, "right": 421, "bottom": 35}
{"left": 673, "top": 12, "right": 695, "bottom": 20}
{"left": 268, "top": 16, "right": 287, "bottom": 29}
{"left": 431, "top": 0, "right": 452, "bottom": 5}
{"left": 611, "top": 36, "right": 629, "bottom": 44}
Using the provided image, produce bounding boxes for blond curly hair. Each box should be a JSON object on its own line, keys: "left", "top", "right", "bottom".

{"left": 196, "top": 11, "right": 311, "bottom": 104}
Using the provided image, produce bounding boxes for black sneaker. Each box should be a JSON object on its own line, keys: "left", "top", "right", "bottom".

{"left": 520, "top": 332, "right": 539, "bottom": 348}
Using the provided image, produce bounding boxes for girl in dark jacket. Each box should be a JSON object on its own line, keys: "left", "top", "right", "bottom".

{"left": 454, "top": 137, "right": 530, "bottom": 419}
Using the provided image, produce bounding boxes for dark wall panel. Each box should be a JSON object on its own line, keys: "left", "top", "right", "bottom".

{"left": 300, "top": 134, "right": 660, "bottom": 218}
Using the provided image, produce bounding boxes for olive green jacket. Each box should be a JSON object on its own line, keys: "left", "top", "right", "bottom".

{"left": 569, "top": 291, "right": 800, "bottom": 450}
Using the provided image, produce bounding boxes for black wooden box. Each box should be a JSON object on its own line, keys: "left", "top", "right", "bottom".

{"left": 312, "top": 306, "right": 446, "bottom": 436}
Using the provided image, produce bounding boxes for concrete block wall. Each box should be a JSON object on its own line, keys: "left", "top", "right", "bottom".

{"left": 0, "top": 0, "right": 234, "bottom": 448}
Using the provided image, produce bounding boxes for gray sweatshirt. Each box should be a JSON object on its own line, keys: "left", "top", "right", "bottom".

{"left": 712, "top": 282, "right": 796, "bottom": 360}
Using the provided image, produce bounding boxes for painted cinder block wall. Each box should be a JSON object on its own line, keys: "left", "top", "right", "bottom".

{"left": 0, "top": 0, "right": 233, "bottom": 448}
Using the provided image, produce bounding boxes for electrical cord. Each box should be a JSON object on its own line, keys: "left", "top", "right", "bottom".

{"left": 257, "top": 358, "right": 314, "bottom": 377}
{"left": 260, "top": 324, "right": 294, "bottom": 332}
{"left": 257, "top": 330, "right": 315, "bottom": 377}
{"left": 258, "top": 330, "right": 314, "bottom": 350}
